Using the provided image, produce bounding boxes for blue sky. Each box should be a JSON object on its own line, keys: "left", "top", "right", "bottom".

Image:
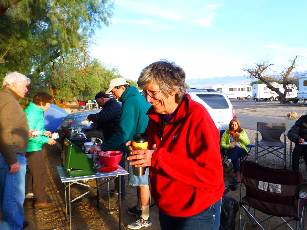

{"left": 90, "top": 0, "right": 307, "bottom": 81}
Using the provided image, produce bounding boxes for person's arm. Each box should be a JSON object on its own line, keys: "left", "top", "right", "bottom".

{"left": 27, "top": 113, "right": 49, "bottom": 145}
{"left": 101, "top": 103, "right": 134, "bottom": 151}
{"left": 130, "top": 109, "right": 223, "bottom": 189}
{"left": 238, "top": 129, "right": 250, "bottom": 146}
{"left": 152, "top": 118, "right": 222, "bottom": 188}
{"left": 287, "top": 116, "right": 304, "bottom": 143}
{"left": 0, "top": 98, "right": 28, "bottom": 168}
{"left": 88, "top": 101, "right": 121, "bottom": 123}
{"left": 0, "top": 101, "right": 18, "bottom": 165}
{"left": 220, "top": 130, "right": 231, "bottom": 150}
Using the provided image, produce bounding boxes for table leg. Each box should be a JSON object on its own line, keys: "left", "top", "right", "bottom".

{"left": 107, "top": 179, "right": 111, "bottom": 211}
{"left": 118, "top": 175, "right": 122, "bottom": 230}
{"left": 68, "top": 182, "right": 72, "bottom": 230}
{"left": 96, "top": 179, "right": 100, "bottom": 208}
{"left": 64, "top": 184, "right": 68, "bottom": 218}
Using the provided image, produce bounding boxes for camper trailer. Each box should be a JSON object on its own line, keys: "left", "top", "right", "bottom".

{"left": 297, "top": 74, "right": 307, "bottom": 101}
{"left": 215, "top": 84, "right": 252, "bottom": 99}
{"left": 252, "top": 82, "right": 297, "bottom": 101}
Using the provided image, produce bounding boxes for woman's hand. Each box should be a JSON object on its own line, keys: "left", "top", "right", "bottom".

{"left": 127, "top": 149, "right": 154, "bottom": 167}
{"left": 126, "top": 142, "right": 156, "bottom": 167}
{"left": 44, "top": 131, "right": 52, "bottom": 137}
{"left": 298, "top": 138, "right": 305, "bottom": 144}
{"left": 48, "top": 138, "right": 56, "bottom": 145}
{"left": 230, "top": 142, "right": 236, "bottom": 148}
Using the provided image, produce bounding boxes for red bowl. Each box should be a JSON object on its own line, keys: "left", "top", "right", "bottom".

{"left": 99, "top": 151, "right": 122, "bottom": 167}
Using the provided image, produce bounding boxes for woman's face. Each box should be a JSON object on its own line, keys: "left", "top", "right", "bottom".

{"left": 231, "top": 121, "right": 239, "bottom": 131}
{"left": 41, "top": 102, "right": 51, "bottom": 111}
{"left": 143, "top": 82, "right": 178, "bottom": 115}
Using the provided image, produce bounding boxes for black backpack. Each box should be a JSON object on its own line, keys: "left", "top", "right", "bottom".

{"left": 219, "top": 196, "right": 239, "bottom": 230}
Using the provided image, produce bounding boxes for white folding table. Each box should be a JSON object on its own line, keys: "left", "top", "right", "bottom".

{"left": 57, "top": 166, "right": 128, "bottom": 230}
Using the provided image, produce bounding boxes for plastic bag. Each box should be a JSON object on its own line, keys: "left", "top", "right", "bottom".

{"left": 219, "top": 196, "right": 239, "bottom": 230}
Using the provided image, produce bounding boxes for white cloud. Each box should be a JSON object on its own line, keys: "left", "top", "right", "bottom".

{"left": 261, "top": 43, "right": 307, "bottom": 71}
{"left": 115, "top": 0, "right": 223, "bottom": 28}
{"left": 206, "top": 3, "right": 223, "bottom": 10}
{"left": 112, "top": 18, "right": 156, "bottom": 26}
{"left": 192, "top": 13, "right": 216, "bottom": 28}
{"left": 190, "top": 2, "right": 223, "bottom": 27}
{"left": 90, "top": 43, "right": 247, "bottom": 80}
{"left": 115, "top": 0, "right": 183, "bottom": 21}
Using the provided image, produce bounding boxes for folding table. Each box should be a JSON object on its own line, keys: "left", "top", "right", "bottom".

{"left": 57, "top": 166, "right": 128, "bottom": 230}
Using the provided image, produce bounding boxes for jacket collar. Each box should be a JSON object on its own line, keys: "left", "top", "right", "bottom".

{"left": 119, "top": 86, "right": 139, "bottom": 102}
{"left": 2, "top": 87, "right": 21, "bottom": 100}
{"left": 148, "top": 94, "right": 191, "bottom": 124}
{"left": 27, "top": 102, "right": 44, "bottom": 112}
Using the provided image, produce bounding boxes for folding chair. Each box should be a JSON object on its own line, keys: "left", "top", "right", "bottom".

{"left": 239, "top": 161, "right": 306, "bottom": 230}
{"left": 255, "top": 122, "right": 287, "bottom": 168}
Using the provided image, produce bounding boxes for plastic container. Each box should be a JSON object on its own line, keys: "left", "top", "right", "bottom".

{"left": 99, "top": 151, "right": 122, "bottom": 167}
{"left": 131, "top": 133, "right": 148, "bottom": 176}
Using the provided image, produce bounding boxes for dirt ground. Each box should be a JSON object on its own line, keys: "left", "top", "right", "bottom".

{"left": 22, "top": 104, "right": 307, "bottom": 230}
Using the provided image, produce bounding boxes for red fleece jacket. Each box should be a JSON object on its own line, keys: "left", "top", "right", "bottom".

{"left": 147, "top": 94, "right": 224, "bottom": 217}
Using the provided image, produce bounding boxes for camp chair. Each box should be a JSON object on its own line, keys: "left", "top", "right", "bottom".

{"left": 239, "top": 161, "right": 306, "bottom": 230}
{"left": 255, "top": 122, "right": 287, "bottom": 168}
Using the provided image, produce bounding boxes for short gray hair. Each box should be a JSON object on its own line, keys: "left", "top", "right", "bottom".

{"left": 138, "top": 60, "right": 187, "bottom": 102}
{"left": 3, "top": 72, "right": 31, "bottom": 87}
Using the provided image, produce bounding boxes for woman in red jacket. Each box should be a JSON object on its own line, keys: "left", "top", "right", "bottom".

{"left": 128, "top": 60, "right": 224, "bottom": 230}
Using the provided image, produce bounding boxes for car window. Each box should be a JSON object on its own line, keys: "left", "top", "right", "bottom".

{"left": 196, "top": 94, "right": 229, "bottom": 109}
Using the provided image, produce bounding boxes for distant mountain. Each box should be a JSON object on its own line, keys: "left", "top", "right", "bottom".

{"left": 187, "top": 76, "right": 252, "bottom": 88}
{"left": 186, "top": 71, "right": 307, "bottom": 88}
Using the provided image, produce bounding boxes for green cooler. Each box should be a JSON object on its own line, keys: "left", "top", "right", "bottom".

{"left": 62, "top": 138, "right": 96, "bottom": 177}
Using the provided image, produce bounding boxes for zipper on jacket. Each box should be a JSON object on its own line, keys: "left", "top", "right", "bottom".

{"left": 160, "top": 121, "right": 167, "bottom": 142}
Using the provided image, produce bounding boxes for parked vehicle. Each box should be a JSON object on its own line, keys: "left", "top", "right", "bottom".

{"left": 57, "top": 109, "right": 104, "bottom": 145}
{"left": 214, "top": 84, "right": 252, "bottom": 100}
{"left": 297, "top": 74, "right": 307, "bottom": 102}
{"left": 252, "top": 82, "right": 297, "bottom": 101}
{"left": 188, "top": 89, "right": 235, "bottom": 132}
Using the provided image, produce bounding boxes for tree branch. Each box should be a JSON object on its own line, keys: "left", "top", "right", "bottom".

{"left": 0, "top": 0, "right": 22, "bottom": 16}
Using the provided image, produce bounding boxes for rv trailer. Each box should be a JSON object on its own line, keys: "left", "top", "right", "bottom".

{"left": 252, "top": 82, "right": 297, "bottom": 101}
{"left": 297, "top": 74, "right": 307, "bottom": 101}
{"left": 214, "top": 84, "right": 252, "bottom": 99}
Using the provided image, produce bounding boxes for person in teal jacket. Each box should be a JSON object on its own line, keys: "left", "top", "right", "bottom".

{"left": 221, "top": 118, "right": 250, "bottom": 184}
{"left": 24, "top": 92, "right": 56, "bottom": 209}
{"left": 105, "top": 78, "right": 152, "bottom": 229}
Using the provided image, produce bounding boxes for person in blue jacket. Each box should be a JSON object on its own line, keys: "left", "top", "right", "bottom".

{"left": 87, "top": 92, "right": 121, "bottom": 142}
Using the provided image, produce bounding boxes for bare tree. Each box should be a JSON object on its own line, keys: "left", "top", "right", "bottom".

{"left": 244, "top": 56, "right": 298, "bottom": 103}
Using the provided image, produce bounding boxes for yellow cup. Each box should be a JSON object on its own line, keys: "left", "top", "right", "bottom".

{"left": 131, "top": 141, "right": 148, "bottom": 150}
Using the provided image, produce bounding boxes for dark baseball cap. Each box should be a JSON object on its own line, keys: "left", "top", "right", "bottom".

{"left": 94, "top": 92, "right": 111, "bottom": 100}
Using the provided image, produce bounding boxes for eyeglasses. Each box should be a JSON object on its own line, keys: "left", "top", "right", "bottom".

{"left": 143, "top": 90, "right": 161, "bottom": 99}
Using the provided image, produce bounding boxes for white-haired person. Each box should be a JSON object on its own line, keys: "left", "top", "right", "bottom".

{"left": 0, "top": 72, "right": 30, "bottom": 229}
{"left": 128, "top": 61, "right": 224, "bottom": 230}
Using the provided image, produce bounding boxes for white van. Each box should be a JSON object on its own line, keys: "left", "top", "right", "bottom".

{"left": 188, "top": 89, "right": 235, "bottom": 132}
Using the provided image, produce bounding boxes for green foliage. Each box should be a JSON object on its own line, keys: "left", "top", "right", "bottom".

{"left": 47, "top": 49, "right": 120, "bottom": 102}
{"left": 0, "top": 0, "right": 113, "bottom": 82}
{"left": 125, "top": 80, "right": 137, "bottom": 88}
